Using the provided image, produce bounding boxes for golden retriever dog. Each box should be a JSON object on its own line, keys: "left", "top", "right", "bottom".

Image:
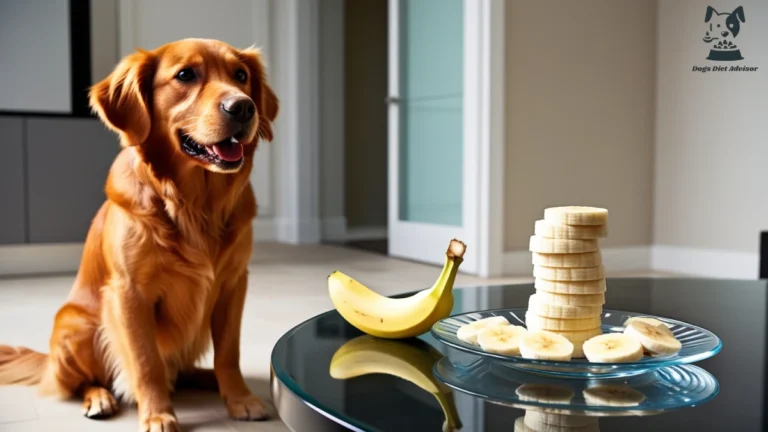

{"left": 0, "top": 38, "right": 278, "bottom": 431}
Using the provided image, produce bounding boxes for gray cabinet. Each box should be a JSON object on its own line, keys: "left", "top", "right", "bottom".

{"left": 26, "top": 118, "right": 119, "bottom": 243}
{"left": 0, "top": 118, "right": 26, "bottom": 244}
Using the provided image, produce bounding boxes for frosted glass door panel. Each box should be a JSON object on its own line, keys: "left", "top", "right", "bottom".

{"left": 398, "top": 0, "right": 463, "bottom": 226}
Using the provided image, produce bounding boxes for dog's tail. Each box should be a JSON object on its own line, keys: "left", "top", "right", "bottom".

{"left": 0, "top": 345, "right": 48, "bottom": 386}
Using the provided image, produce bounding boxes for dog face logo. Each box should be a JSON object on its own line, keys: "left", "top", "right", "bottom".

{"left": 703, "top": 6, "right": 745, "bottom": 61}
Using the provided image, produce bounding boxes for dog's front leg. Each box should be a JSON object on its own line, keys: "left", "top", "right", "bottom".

{"left": 103, "top": 282, "right": 179, "bottom": 432}
{"left": 211, "top": 272, "right": 270, "bottom": 421}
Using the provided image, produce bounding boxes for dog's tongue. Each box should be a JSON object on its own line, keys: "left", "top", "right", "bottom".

{"left": 211, "top": 141, "right": 243, "bottom": 162}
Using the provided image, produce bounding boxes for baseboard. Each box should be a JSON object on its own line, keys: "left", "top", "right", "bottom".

{"left": 651, "top": 245, "right": 759, "bottom": 279}
{"left": 321, "top": 217, "right": 348, "bottom": 241}
{"left": 344, "top": 225, "right": 388, "bottom": 241}
{"left": 0, "top": 243, "right": 85, "bottom": 277}
{"left": 253, "top": 217, "right": 278, "bottom": 242}
{"left": 502, "top": 246, "right": 653, "bottom": 277}
{"left": 0, "top": 217, "right": 280, "bottom": 277}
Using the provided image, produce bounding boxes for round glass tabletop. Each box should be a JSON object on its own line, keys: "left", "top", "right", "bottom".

{"left": 270, "top": 278, "right": 768, "bottom": 432}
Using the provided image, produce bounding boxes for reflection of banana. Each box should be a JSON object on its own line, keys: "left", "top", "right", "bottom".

{"left": 518, "top": 410, "right": 601, "bottom": 432}
{"left": 583, "top": 385, "right": 646, "bottom": 407}
{"left": 330, "top": 336, "right": 462, "bottom": 431}
{"left": 515, "top": 384, "right": 575, "bottom": 404}
{"left": 515, "top": 417, "right": 535, "bottom": 432}
{"left": 525, "top": 410, "right": 599, "bottom": 429}
{"left": 328, "top": 239, "right": 466, "bottom": 339}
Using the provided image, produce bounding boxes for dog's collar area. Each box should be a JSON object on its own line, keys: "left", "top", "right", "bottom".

{"left": 178, "top": 131, "right": 244, "bottom": 171}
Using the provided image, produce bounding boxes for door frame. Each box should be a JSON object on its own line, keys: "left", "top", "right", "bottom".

{"left": 386, "top": 0, "right": 505, "bottom": 277}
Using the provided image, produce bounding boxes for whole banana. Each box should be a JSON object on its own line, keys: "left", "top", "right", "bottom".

{"left": 328, "top": 239, "right": 466, "bottom": 339}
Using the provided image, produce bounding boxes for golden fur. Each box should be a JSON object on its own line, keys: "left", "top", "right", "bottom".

{"left": 0, "top": 38, "right": 278, "bottom": 431}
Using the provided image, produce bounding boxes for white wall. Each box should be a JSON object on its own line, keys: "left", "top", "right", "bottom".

{"left": 91, "top": 0, "right": 120, "bottom": 88}
{"left": 652, "top": 0, "right": 768, "bottom": 278}
{"left": 501, "top": 0, "right": 657, "bottom": 275}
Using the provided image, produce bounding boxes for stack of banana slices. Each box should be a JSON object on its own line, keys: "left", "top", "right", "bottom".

{"left": 526, "top": 206, "right": 609, "bottom": 358}
{"left": 455, "top": 206, "right": 683, "bottom": 364}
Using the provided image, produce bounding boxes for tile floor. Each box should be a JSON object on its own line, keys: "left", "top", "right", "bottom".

{"left": 0, "top": 243, "right": 669, "bottom": 431}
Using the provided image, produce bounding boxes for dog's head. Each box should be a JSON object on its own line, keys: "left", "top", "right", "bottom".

{"left": 703, "top": 6, "right": 745, "bottom": 45}
{"left": 90, "top": 38, "right": 278, "bottom": 174}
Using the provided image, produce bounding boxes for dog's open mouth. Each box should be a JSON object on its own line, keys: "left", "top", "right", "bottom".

{"left": 178, "top": 132, "right": 244, "bottom": 170}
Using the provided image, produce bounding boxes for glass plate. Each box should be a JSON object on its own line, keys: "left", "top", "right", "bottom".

{"left": 434, "top": 354, "right": 720, "bottom": 416}
{"left": 430, "top": 308, "right": 722, "bottom": 378}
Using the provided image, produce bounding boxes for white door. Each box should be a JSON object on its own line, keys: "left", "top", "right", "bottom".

{"left": 387, "top": 0, "right": 483, "bottom": 273}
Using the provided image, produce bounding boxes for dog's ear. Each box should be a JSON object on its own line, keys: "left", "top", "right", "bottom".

{"left": 726, "top": 6, "right": 745, "bottom": 37}
{"left": 238, "top": 47, "right": 279, "bottom": 142}
{"left": 732, "top": 6, "right": 745, "bottom": 22}
{"left": 89, "top": 50, "right": 156, "bottom": 147}
{"left": 705, "top": 6, "right": 717, "bottom": 23}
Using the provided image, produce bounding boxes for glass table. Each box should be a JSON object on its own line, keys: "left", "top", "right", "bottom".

{"left": 270, "top": 278, "right": 768, "bottom": 431}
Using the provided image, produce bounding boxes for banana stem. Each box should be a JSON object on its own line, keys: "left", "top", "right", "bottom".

{"left": 446, "top": 239, "right": 466, "bottom": 261}
{"left": 431, "top": 239, "right": 466, "bottom": 300}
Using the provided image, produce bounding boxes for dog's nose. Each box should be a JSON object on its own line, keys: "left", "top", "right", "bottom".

{"left": 721, "top": 31, "right": 729, "bottom": 37}
{"left": 221, "top": 97, "right": 256, "bottom": 124}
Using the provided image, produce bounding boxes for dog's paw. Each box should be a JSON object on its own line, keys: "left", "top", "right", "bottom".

{"left": 138, "top": 412, "right": 179, "bottom": 432}
{"left": 225, "top": 394, "right": 271, "bottom": 421}
{"left": 81, "top": 386, "right": 119, "bottom": 419}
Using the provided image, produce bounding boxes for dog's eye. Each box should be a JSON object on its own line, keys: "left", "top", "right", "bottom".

{"left": 175, "top": 68, "right": 196, "bottom": 82}
{"left": 235, "top": 69, "right": 248, "bottom": 83}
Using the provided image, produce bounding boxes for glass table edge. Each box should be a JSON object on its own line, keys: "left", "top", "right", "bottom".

{"left": 270, "top": 308, "right": 377, "bottom": 432}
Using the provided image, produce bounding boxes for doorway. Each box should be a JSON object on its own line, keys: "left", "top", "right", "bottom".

{"left": 320, "top": 0, "right": 501, "bottom": 276}
{"left": 342, "top": 0, "right": 389, "bottom": 256}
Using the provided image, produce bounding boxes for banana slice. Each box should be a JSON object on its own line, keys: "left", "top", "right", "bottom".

{"left": 623, "top": 320, "right": 682, "bottom": 356}
{"left": 549, "top": 327, "right": 603, "bottom": 358}
{"left": 456, "top": 316, "right": 510, "bottom": 345}
{"left": 544, "top": 206, "right": 608, "bottom": 226}
{"left": 529, "top": 236, "right": 598, "bottom": 254}
{"left": 520, "top": 330, "right": 574, "bottom": 361}
{"left": 582, "top": 333, "right": 644, "bottom": 363}
{"left": 624, "top": 317, "right": 674, "bottom": 336}
{"left": 535, "top": 219, "right": 608, "bottom": 239}
{"left": 524, "top": 410, "right": 599, "bottom": 429}
{"left": 514, "top": 417, "right": 534, "bottom": 432}
{"left": 519, "top": 415, "right": 600, "bottom": 432}
{"left": 535, "top": 278, "right": 606, "bottom": 295}
{"left": 525, "top": 312, "right": 601, "bottom": 331}
{"left": 583, "top": 385, "right": 646, "bottom": 407}
{"left": 536, "top": 291, "right": 606, "bottom": 307}
{"left": 477, "top": 325, "right": 528, "bottom": 355}
{"left": 529, "top": 294, "right": 603, "bottom": 319}
{"left": 532, "top": 251, "right": 603, "bottom": 268}
{"left": 515, "top": 384, "right": 575, "bottom": 403}
{"left": 534, "top": 265, "right": 605, "bottom": 281}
